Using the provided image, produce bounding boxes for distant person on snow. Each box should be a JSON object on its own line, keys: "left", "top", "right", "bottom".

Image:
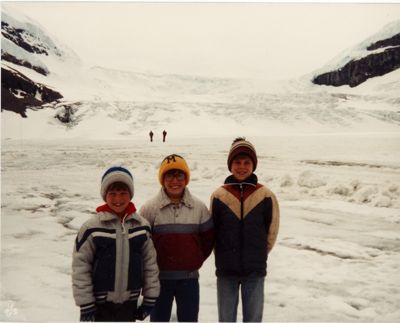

{"left": 149, "top": 130, "right": 154, "bottom": 142}
{"left": 162, "top": 130, "right": 167, "bottom": 143}
{"left": 140, "top": 154, "right": 214, "bottom": 322}
{"left": 210, "top": 137, "right": 280, "bottom": 322}
{"left": 72, "top": 166, "right": 160, "bottom": 322}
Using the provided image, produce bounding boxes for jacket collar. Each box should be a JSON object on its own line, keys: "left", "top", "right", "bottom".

{"left": 158, "top": 187, "right": 194, "bottom": 209}
{"left": 96, "top": 202, "right": 138, "bottom": 222}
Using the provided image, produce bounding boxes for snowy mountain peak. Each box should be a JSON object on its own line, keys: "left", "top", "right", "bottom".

{"left": 312, "top": 19, "right": 400, "bottom": 87}
{"left": 1, "top": 5, "right": 399, "bottom": 138}
{"left": 364, "top": 20, "right": 400, "bottom": 51}
{"left": 0, "top": 4, "right": 86, "bottom": 116}
{"left": 1, "top": 4, "right": 80, "bottom": 75}
{"left": 2, "top": 13, "right": 61, "bottom": 57}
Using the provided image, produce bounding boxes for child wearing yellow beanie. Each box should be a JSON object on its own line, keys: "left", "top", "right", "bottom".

{"left": 140, "top": 154, "right": 214, "bottom": 322}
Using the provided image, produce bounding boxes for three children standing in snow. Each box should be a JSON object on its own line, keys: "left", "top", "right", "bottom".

{"left": 72, "top": 137, "right": 280, "bottom": 322}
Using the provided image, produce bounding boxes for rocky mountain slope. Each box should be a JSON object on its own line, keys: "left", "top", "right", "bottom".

{"left": 1, "top": 6, "right": 80, "bottom": 116}
{"left": 313, "top": 21, "right": 400, "bottom": 87}
{"left": 2, "top": 64, "right": 62, "bottom": 117}
{"left": 1, "top": 5, "right": 399, "bottom": 139}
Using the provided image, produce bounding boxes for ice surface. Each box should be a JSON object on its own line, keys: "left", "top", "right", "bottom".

{"left": 1, "top": 135, "right": 399, "bottom": 322}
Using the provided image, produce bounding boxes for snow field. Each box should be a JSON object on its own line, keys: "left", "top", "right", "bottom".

{"left": 1, "top": 135, "right": 400, "bottom": 322}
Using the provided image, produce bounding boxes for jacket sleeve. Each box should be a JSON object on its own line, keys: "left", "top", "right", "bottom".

{"left": 209, "top": 192, "right": 217, "bottom": 221}
{"left": 267, "top": 191, "right": 280, "bottom": 253}
{"left": 210, "top": 190, "right": 223, "bottom": 227}
{"left": 141, "top": 228, "right": 160, "bottom": 306}
{"left": 72, "top": 223, "right": 96, "bottom": 306}
{"left": 199, "top": 202, "right": 215, "bottom": 260}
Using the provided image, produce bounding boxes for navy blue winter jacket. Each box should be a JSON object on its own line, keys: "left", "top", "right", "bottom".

{"left": 210, "top": 174, "right": 280, "bottom": 277}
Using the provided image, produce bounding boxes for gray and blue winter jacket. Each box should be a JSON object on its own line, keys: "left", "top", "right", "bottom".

{"left": 72, "top": 203, "right": 160, "bottom": 310}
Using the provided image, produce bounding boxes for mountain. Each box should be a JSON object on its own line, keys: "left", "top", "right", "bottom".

{"left": 1, "top": 5, "right": 80, "bottom": 116}
{"left": 1, "top": 5, "right": 399, "bottom": 140}
{"left": 1, "top": 64, "right": 62, "bottom": 117}
{"left": 312, "top": 20, "right": 400, "bottom": 87}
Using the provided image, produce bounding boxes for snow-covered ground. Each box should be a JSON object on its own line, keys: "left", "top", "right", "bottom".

{"left": 1, "top": 133, "right": 399, "bottom": 322}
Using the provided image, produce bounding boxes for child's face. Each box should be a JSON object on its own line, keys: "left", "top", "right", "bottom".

{"left": 105, "top": 188, "right": 131, "bottom": 216}
{"left": 231, "top": 155, "right": 253, "bottom": 182}
{"left": 163, "top": 169, "right": 186, "bottom": 199}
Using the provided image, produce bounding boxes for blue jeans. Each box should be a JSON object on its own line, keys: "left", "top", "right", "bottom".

{"left": 217, "top": 276, "right": 265, "bottom": 322}
{"left": 150, "top": 279, "right": 199, "bottom": 322}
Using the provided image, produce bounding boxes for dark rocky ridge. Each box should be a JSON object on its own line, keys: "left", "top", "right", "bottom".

{"left": 1, "top": 66, "right": 62, "bottom": 117}
{"left": 1, "top": 15, "right": 65, "bottom": 116}
{"left": 1, "top": 52, "right": 48, "bottom": 75}
{"left": 367, "top": 33, "right": 400, "bottom": 50}
{"left": 313, "top": 33, "right": 400, "bottom": 87}
{"left": 2, "top": 21, "right": 50, "bottom": 55}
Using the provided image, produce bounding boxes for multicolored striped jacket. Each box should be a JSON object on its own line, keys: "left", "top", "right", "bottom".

{"left": 140, "top": 188, "right": 215, "bottom": 280}
{"left": 211, "top": 174, "right": 280, "bottom": 277}
{"left": 72, "top": 202, "right": 160, "bottom": 309}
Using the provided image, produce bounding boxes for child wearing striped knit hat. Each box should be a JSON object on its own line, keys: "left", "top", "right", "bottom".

{"left": 72, "top": 166, "right": 160, "bottom": 322}
{"left": 210, "top": 137, "right": 280, "bottom": 323}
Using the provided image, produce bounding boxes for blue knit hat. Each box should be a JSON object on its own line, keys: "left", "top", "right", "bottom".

{"left": 100, "top": 166, "right": 134, "bottom": 201}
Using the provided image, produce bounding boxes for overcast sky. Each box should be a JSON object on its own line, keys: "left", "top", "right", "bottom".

{"left": 3, "top": 1, "right": 400, "bottom": 79}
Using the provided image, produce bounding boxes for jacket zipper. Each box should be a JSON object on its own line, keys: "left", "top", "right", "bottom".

{"left": 121, "top": 213, "right": 127, "bottom": 234}
{"left": 116, "top": 213, "right": 128, "bottom": 301}
{"left": 239, "top": 184, "right": 244, "bottom": 275}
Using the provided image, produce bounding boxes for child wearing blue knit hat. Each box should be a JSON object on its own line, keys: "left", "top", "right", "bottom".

{"left": 72, "top": 166, "right": 160, "bottom": 322}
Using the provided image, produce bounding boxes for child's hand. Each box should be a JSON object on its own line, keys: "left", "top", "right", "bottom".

{"left": 135, "top": 305, "right": 153, "bottom": 321}
{"left": 80, "top": 303, "right": 96, "bottom": 321}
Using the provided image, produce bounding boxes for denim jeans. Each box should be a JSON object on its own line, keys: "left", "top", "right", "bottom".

{"left": 217, "top": 276, "right": 265, "bottom": 322}
{"left": 150, "top": 279, "right": 199, "bottom": 322}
